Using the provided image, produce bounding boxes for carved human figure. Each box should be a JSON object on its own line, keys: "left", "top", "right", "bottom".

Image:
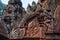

{"left": 54, "top": 6, "right": 60, "bottom": 32}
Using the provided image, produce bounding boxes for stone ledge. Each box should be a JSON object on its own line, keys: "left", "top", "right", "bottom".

{"left": 11, "top": 38, "right": 40, "bottom": 40}
{"left": 45, "top": 32, "right": 60, "bottom": 35}
{"left": 46, "top": 37, "right": 60, "bottom": 39}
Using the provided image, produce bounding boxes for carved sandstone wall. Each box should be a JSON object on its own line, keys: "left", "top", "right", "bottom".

{"left": 2, "top": 0, "right": 60, "bottom": 40}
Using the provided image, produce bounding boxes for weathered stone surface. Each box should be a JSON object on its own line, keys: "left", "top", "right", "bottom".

{"left": 0, "top": 22, "right": 8, "bottom": 38}
{"left": 3, "top": 0, "right": 25, "bottom": 39}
